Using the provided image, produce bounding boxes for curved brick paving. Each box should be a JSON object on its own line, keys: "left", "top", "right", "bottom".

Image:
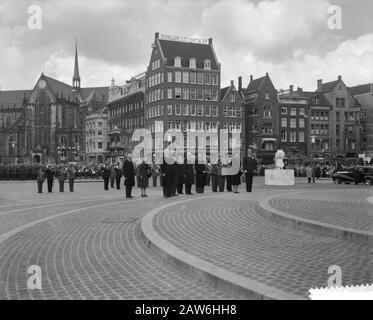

{"left": 269, "top": 189, "right": 373, "bottom": 232}
{"left": 152, "top": 197, "right": 373, "bottom": 298}
{"left": 0, "top": 194, "right": 237, "bottom": 300}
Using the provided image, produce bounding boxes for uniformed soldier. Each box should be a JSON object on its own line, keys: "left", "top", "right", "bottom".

{"left": 36, "top": 166, "right": 46, "bottom": 193}
{"left": 45, "top": 164, "right": 55, "bottom": 193}
{"left": 56, "top": 165, "right": 67, "bottom": 192}
{"left": 67, "top": 164, "right": 76, "bottom": 192}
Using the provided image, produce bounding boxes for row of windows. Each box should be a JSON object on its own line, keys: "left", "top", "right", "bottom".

{"left": 86, "top": 141, "right": 103, "bottom": 150}
{"left": 109, "top": 101, "right": 143, "bottom": 117}
{"left": 151, "top": 59, "right": 161, "bottom": 71}
{"left": 148, "top": 72, "right": 164, "bottom": 88}
{"left": 147, "top": 120, "right": 241, "bottom": 133}
{"left": 281, "top": 130, "right": 305, "bottom": 143}
{"left": 282, "top": 118, "right": 305, "bottom": 128}
{"left": 109, "top": 117, "right": 144, "bottom": 131}
{"left": 281, "top": 107, "right": 305, "bottom": 116}
{"left": 146, "top": 104, "right": 243, "bottom": 119}
{"left": 250, "top": 107, "right": 273, "bottom": 117}
{"left": 86, "top": 130, "right": 104, "bottom": 136}
{"left": 310, "top": 124, "right": 329, "bottom": 135}
{"left": 173, "top": 57, "right": 211, "bottom": 70}
{"left": 168, "top": 71, "right": 219, "bottom": 86}
{"left": 86, "top": 121, "right": 103, "bottom": 129}
{"left": 148, "top": 87, "right": 221, "bottom": 103}
{"left": 310, "top": 111, "right": 329, "bottom": 121}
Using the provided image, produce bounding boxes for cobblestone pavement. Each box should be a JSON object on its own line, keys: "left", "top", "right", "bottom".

{"left": 0, "top": 179, "right": 372, "bottom": 299}
{"left": 269, "top": 189, "right": 373, "bottom": 232}
{"left": 0, "top": 183, "right": 236, "bottom": 300}
{"left": 152, "top": 192, "right": 373, "bottom": 299}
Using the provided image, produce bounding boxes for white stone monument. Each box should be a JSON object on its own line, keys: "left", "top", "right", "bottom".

{"left": 265, "top": 149, "right": 295, "bottom": 186}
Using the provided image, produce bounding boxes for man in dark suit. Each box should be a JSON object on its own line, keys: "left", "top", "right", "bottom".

{"left": 114, "top": 163, "right": 122, "bottom": 190}
{"left": 122, "top": 153, "right": 135, "bottom": 198}
{"left": 243, "top": 148, "right": 256, "bottom": 192}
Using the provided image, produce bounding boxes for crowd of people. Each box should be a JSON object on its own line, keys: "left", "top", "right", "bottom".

{"left": 2, "top": 151, "right": 372, "bottom": 195}
{"left": 0, "top": 163, "right": 103, "bottom": 181}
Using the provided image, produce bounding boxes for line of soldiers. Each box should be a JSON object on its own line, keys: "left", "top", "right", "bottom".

{"left": 36, "top": 164, "right": 77, "bottom": 193}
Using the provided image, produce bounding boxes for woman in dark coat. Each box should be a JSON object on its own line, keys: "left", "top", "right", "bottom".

{"left": 185, "top": 153, "right": 195, "bottom": 195}
{"left": 195, "top": 158, "right": 207, "bottom": 194}
{"left": 137, "top": 160, "right": 150, "bottom": 197}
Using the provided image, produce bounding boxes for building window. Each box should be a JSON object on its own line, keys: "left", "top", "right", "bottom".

{"left": 197, "top": 73, "right": 204, "bottom": 84}
{"left": 190, "top": 72, "right": 196, "bottom": 84}
{"left": 197, "top": 105, "right": 204, "bottom": 116}
{"left": 212, "top": 74, "right": 218, "bottom": 86}
{"left": 282, "top": 118, "right": 287, "bottom": 127}
{"left": 204, "top": 59, "right": 211, "bottom": 69}
{"left": 212, "top": 106, "right": 218, "bottom": 117}
{"left": 336, "top": 97, "right": 345, "bottom": 107}
{"left": 299, "top": 108, "right": 305, "bottom": 116}
{"left": 167, "top": 105, "right": 173, "bottom": 115}
{"left": 299, "top": 118, "right": 304, "bottom": 128}
{"left": 190, "top": 105, "right": 196, "bottom": 116}
{"left": 230, "top": 94, "right": 235, "bottom": 102}
{"left": 290, "top": 108, "right": 297, "bottom": 116}
{"left": 205, "top": 90, "right": 211, "bottom": 101}
{"left": 197, "top": 89, "right": 203, "bottom": 100}
{"left": 167, "top": 121, "right": 173, "bottom": 130}
{"left": 290, "top": 118, "right": 296, "bottom": 128}
{"left": 183, "top": 72, "right": 189, "bottom": 84}
{"left": 281, "top": 107, "right": 287, "bottom": 115}
{"left": 189, "top": 58, "right": 196, "bottom": 69}
{"left": 175, "top": 88, "right": 181, "bottom": 99}
{"left": 174, "top": 56, "right": 181, "bottom": 67}
{"left": 281, "top": 130, "right": 287, "bottom": 142}
{"left": 205, "top": 105, "right": 211, "bottom": 116}
{"left": 299, "top": 131, "right": 305, "bottom": 142}
{"left": 205, "top": 74, "right": 211, "bottom": 85}
{"left": 182, "top": 88, "right": 189, "bottom": 100}
{"left": 98, "top": 142, "right": 103, "bottom": 149}
{"left": 175, "top": 71, "right": 181, "bottom": 83}
{"left": 212, "top": 90, "right": 218, "bottom": 101}
{"left": 229, "top": 106, "right": 236, "bottom": 117}
{"left": 182, "top": 104, "right": 189, "bottom": 116}
{"left": 263, "top": 107, "right": 272, "bottom": 118}
{"left": 175, "top": 104, "right": 181, "bottom": 115}
{"left": 290, "top": 131, "right": 296, "bottom": 142}
{"left": 168, "top": 72, "right": 172, "bottom": 82}
{"left": 167, "top": 88, "right": 172, "bottom": 99}
{"left": 98, "top": 130, "right": 102, "bottom": 135}
{"left": 190, "top": 88, "right": 196, "bottom": 100}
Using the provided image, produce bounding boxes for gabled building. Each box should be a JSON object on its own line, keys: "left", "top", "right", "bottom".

{"left": 145, "top": 32, "right": 221, "bottom": 155}
{"left": 106, "top": 72, "right": 146, "bottom": 163}
{"left": 219, "top": 79, "right": 245, "bottom": 153}
{"left": 316, "top": 76, "right": 362, "bottom": 158}
{"left": 301, "top": 90, "right": 332, "bottom": 159}
{"left": 243, "top": 73, "right": 279, "bottom": 164}
{"left": 277, "top": 86, "right": 309, "bottom": 159}
{"left": 349, "top": 83, "right": 373, "bottom": 158}
{"left": 0, "top": 41, "right": 108, "bottom": 164}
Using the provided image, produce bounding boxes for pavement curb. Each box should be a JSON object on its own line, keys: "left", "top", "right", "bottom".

{"left": 258, "top": 193, "right": 373, "bottom": 245}
{"left": 140, "top": 198, "right": 305, "bottom": 300}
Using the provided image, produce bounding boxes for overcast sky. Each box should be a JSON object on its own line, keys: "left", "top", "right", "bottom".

{"left": 1, "top": 0, "right": 373, "bottom": 91}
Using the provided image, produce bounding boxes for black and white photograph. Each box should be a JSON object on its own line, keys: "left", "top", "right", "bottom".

{"left": 0, "top": 0, "right": 372, "bottom": 306}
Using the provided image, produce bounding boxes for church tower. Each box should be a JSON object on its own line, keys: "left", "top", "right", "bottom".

{"left": 72, "top": 39, "right": 81, "bottom": 90}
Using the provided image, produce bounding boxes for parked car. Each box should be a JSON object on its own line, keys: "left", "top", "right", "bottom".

{"left": 332, "top": 166, "right": 373, "bottom": 185}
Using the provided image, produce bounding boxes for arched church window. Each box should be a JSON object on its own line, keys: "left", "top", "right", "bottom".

{"left": 5, "top": 116, "right": 11, "bottom": 129}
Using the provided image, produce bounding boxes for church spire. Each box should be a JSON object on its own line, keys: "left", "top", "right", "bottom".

{"left": 72, "top": 38, "right": 80, "bottom": 89}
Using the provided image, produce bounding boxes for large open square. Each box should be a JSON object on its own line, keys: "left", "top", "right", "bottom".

{"left": 0, "top": 178, "right": 371, "bottom": 300}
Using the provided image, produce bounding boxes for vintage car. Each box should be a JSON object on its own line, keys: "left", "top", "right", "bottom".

{"left": 332, "top": 166, "right": 373, "bottom": 185}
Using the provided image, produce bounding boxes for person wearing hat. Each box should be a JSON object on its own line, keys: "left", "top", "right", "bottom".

{"left": 122, "top": 152, "right": 135, "bottom": 198}
{"left": 56, "top": 165, "right": 67, "bottom": 192}
{"left": 36, "top": 166, "right": 46, "bottom": 193}
{"left": 45, "top": 164, "right": 55, "bottom": 193}
{"left": 67, "top": 164, "right": 76, "bottom": 192}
